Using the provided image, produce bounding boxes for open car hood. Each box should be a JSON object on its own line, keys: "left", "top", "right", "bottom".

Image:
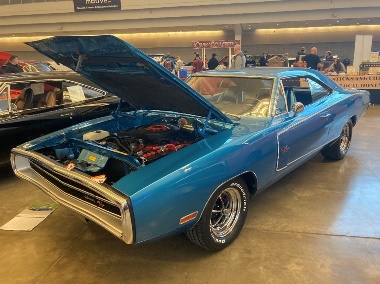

{"left": 26, "top": 35, "right": 231, "bottom": 123}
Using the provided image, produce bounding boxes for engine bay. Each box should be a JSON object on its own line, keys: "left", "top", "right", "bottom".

{"left": 36, "top": 116, "right": 207, "bottom": 185}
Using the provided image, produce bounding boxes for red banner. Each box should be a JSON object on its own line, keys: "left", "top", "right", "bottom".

{"left": 192, "top": 40, "right": 241, "bottom": 49}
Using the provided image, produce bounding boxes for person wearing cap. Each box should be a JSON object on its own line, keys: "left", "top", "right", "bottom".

{"left": 296, "top": 47, "right": 307, "bottom": 62}
{"left": 208, "top": 53, "right": 219, "bottom": 70}
{"left": 323, "top": 51, "right": 334, "bottom": 61}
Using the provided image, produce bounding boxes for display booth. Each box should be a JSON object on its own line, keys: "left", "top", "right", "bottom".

{"left": 191, "top": 40, "right": 241, "bottom": 68}
{"left": 328, "top": 51, "right": 380, "bottom": 104}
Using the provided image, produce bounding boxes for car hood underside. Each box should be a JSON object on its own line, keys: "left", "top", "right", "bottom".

{"left": 25, "top": 35, "right": 231, "bottom": 124}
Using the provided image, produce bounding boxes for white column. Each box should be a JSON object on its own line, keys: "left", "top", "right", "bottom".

{"left": 353, "top": 35, "right": 373, "bottom": 72}
{"left": 232, "top": 24, "right": 242, "bottom": 67}
{"left": 234, "top": 24, "right": 242, "bottom": 44}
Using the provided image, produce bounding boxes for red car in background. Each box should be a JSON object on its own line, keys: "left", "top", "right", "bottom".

{"left": 1, "top": 51, "right": 56, "bottom": 99}
{"left": 0, "top": 51, "right": 54, "bottom": 73}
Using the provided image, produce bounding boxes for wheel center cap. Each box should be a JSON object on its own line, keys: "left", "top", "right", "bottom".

{"left": 222, "top": 208, "right": 231, "bottom": 215}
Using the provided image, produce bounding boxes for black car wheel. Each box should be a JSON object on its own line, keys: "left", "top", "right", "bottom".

{"left": 321, "top": 119, "right": 353, "bottom": 160}
{"left": 186, "top": 177, "right": 249, "bottom": 251}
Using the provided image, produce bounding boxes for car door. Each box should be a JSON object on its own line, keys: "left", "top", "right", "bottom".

{"left": 276, "top": 76, "right": 334, "bottom": 171}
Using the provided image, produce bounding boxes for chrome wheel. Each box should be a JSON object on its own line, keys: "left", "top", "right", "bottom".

{"left": 340, "top": 122, "right": 351, "bottom": 155}
{"left": 321, "top": 119, "right": 353, "bottom": 160}
{"left": 210, "top": 187, "right": 242, "bottom": 239}
{"left": 186, "top": 177, "right": 248, "bottom": 251}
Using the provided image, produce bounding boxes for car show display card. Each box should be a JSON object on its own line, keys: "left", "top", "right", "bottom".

{"left": 0, "top": 206, "right": 56, "bottom": 231}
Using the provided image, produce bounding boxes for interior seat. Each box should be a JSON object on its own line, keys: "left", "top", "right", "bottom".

{"left": 37, "top": 90, "right": 57, "bottom": 108}
{"left": 284, "top": 87, "right": 296, "bottom": 110}
{"left": 14, "top": 88, "right": 34, "bottom": 110}
{"left": 219, "top": 86, "right": 242, "bottom": 104}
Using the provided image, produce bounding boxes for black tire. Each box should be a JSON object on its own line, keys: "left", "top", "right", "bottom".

{"left": 321, "top": 119, "right": 353, "bottom": 160}
{"left": 186, "top": 177, "right": 249, "bottom": 251}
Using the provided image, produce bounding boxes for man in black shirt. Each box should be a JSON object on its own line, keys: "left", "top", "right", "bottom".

{"left": 3, "top": 55, "right": 23, "bottom": 73}
{"left": 208, "top": 53, "right": 219, "bottom": 70}
{"left": 303, "top": 47, "right": 322, "bottom": 70}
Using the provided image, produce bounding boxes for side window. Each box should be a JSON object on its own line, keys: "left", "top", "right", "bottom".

{"left": 306, "top": 78, "right": 331, "bottom": 102}
{"left": 281, "top": 76, "right": 329, "bottom": 107}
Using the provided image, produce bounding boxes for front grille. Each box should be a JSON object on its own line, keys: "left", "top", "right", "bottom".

{"left": 30, "top": 161, "right": 121, "bottom": 217}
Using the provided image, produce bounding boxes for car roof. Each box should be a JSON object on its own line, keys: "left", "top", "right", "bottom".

{"left": 192, "top": 67, "right": 341, "bottom": 89}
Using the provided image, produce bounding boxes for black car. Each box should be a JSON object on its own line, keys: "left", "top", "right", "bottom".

{"left": 0, "top": 71, "right": 131, "bottom": 165}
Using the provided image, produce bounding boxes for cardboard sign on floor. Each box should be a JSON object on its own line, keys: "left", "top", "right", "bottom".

{"left": 0, "top": 205, "right": 56, "bottom": 231}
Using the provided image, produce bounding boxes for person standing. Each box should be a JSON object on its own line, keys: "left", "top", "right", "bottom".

{"left": 164, "top": 54, "right": 175, "bottom": 73}
{"left": 3, "top": 55, "right": 23, "bottom": 73}
{"left": 193, "top": 54, "right": 204, "bottom": 73}
{"left": 175, "top": 56, "right": 184, "bottom": 75}
{"left": 208, "top": 53, "right": 219, "bottom": 70}
{"left": 231, "top": 44, "right": 246, "bottom": 69}
{"left": 259, "top": 52, "right": 269, "bottom": 66}
{"left": 295, "top": 47, "right": 307, "bottom": 62}
{"left": 303, "top": 47, "right": 322, "bottom": 70}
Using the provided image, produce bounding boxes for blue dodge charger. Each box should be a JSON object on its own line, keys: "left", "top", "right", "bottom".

{"left": 11, "top": 35, "right": 370, "bottom": 251}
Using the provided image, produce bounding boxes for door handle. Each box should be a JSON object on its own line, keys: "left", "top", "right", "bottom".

{"left": 321, "top": 113, "right": 332, "bottom": 118}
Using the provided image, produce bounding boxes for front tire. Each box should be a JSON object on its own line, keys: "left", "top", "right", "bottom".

{"left": 321, "top": 119, "right": 353, "bottom": 160}
{"left": 186, "top": 177, "right": 249, "bottom": 251}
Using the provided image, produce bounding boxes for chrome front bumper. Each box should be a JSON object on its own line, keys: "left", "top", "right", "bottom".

{"left": 11, "top": 148, "right": 134, "bottom": 244}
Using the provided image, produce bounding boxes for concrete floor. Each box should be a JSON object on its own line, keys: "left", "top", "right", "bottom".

{"left": 1, "top": 105, "right": 380, "bottom": 284}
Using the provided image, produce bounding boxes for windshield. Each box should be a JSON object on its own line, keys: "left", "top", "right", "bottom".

{"left": 22, "top": 63, "right": 53, "bottom": 72}
{"left": 187, "top": 76, "right": 274, "bottom": 118}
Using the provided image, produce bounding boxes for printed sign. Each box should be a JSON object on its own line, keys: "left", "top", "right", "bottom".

{"left": 329, "top": 75, "right": 380, "bottom": 89}
{"left": 73, "top": 0, "right": 121, "bottom": 12}
{"left": 192, "top": 40, "right": 241, "bottom": 49}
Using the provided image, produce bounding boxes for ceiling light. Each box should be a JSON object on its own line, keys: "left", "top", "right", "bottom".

{"left": 337, "top": 20, "right": 340, "bottom": 23}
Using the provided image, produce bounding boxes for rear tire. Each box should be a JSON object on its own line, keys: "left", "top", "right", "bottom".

{"left": 321, "top": 120, "right": 353, "bottom": 160}
{"left": 186, "top": 177, "right": 249, "bottom": 251}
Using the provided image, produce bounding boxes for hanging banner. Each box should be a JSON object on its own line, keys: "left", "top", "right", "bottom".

{"left": 192, "top": 40, "right": 241, "bottom": 49}
{"left": 329, "top": 75, "right": 380, "bottom": 89}
{"left": 73, "top": 0, "right": 121, "bottom": 12}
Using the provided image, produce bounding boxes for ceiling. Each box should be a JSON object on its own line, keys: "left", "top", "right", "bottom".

{"left": 0, "top": 0, "right": 380, "bottom": 38}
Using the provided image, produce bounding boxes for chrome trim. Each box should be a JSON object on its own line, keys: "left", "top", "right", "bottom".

{"left": 11, "top": 148, "right": 134, "bottom": 244}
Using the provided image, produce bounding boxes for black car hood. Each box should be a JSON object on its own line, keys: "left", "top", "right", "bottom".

{"left": 26, "top": 35, "right": 231, "bottom": 123}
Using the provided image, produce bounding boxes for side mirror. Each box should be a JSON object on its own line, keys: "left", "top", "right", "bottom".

{"left": 293, "top": 102, "right": 304, "bottom": 115}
